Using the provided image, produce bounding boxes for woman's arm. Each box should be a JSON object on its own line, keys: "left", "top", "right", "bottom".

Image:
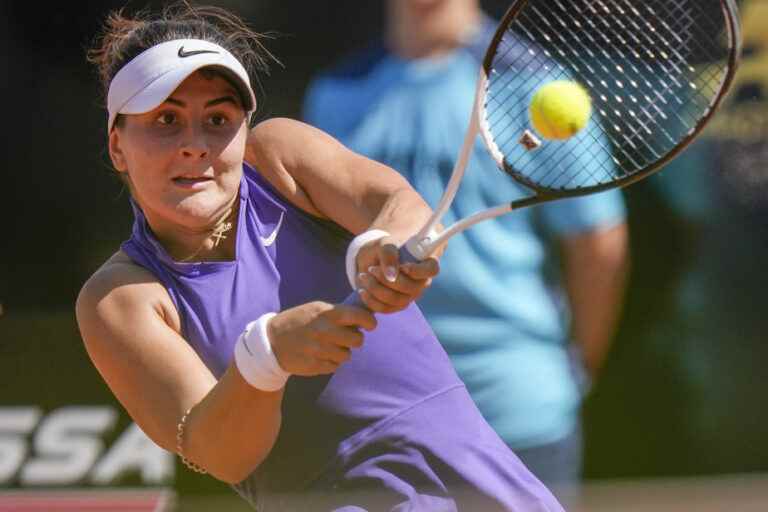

{"left": 245, "top": 117, "right": 433, "bottom": 242}
{"left": 76, "top": 253, "right": 375, "bottom": 484}
{"left": 245, "top": 118, "right": 441, "bottom": 312}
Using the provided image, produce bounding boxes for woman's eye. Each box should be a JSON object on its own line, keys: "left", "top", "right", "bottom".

{"left": 157, "top": 112, "right": 177, "bottom": 125}
{"left": 208, "top": 114, "right": 229, "bottom": 127}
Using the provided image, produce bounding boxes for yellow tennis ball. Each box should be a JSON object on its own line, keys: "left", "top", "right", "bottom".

{"left": 529, "top": 80, "right": 592, "bottom": 140}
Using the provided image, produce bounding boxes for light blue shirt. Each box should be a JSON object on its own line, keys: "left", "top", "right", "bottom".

{"left": 304, "top": 23, "right": 626, "bottom": 448}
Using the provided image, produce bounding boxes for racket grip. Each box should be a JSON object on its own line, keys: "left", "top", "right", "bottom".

{"left": 341, "top": 290, "right": 367, "bottom": 308}
{"left": 341, "top": 245, "right": 422, "bottom": 309}
{"left": 398, "top": 244, "right": 421, "bottom": 264}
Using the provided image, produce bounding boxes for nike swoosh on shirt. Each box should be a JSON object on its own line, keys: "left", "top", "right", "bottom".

{"left": 260, "top": 211, "right": 284, "bottom": 247}
{"left": 178, "top": 46, "right": 220, "bottom": 58}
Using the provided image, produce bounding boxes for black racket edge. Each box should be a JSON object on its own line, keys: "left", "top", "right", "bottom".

{"left": 480, "top": 0, "right": 743, "bottom": 207}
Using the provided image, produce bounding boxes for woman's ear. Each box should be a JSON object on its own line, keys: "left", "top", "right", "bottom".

{"left": 108, "top": 128, "right": 128, "bottom": 172}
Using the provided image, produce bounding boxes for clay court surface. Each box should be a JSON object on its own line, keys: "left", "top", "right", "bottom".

{"left": 184, "top": 474, "right": 768, "bottom": 511}
{"left": 3, "top": 474, "right": 766, "bottom": 511}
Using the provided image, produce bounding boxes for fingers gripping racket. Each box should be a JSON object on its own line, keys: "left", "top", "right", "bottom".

{"left": 345, "top": 0, "right": 741, "bottom": 307}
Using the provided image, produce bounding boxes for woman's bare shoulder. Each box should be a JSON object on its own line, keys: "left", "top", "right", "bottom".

{"left": 80, "top": 250, "right": 157, "bottom": 296}
{"left": 76, "top": 250, "right": 179, "bottom": 332}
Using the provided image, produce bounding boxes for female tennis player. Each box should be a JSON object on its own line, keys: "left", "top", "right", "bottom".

{"left": 75, "top": 3, "right": 563, "bottom": 511}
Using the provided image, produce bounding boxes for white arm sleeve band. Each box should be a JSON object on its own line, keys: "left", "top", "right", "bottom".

{"left": 233, "top": 312, "right": 289, "bottom": 391}
{"left": 345, "top": 229, "right": 390, "bottom": 290}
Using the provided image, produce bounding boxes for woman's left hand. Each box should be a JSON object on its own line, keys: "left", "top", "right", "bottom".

{"left": 354, "top": 236, "right": 440, "bottom": 314}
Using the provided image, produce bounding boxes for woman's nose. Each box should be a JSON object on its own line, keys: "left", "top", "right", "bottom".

{"left": 180, "top": 125, "right": 209, "bottom": 159}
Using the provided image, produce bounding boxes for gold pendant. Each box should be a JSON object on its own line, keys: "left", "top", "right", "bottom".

{"left": 211, "top": 221, "right": 233, "bottom": 247}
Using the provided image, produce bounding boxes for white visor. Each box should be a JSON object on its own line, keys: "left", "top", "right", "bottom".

{"left": 106, "top": 39, "right": 256, "bottom": 133}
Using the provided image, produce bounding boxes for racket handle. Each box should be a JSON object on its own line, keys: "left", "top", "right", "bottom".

{"left": 398, "top": 244, "right": 421, "bottom": 264}
{"left": 341, "top": 245, "right": 421, "bottom": 309}
{"left": 341, "top": 290, "right": 367, "bottom": 308}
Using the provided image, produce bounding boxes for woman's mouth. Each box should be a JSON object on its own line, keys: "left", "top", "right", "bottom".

{"left": 172, "top": 176, "right": 214, "bottom": 189}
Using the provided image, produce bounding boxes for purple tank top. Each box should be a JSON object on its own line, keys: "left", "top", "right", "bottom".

{"left": 122, "top": 164, "right": 563, "bottom": 512}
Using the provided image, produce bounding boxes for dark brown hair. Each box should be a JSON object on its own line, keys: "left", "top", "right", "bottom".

{"left": 87, "top": 1, "right": 278, "bottom": 126}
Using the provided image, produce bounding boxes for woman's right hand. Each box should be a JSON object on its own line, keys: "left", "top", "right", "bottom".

{"left": 268, "top": 301, "right": 377, "bottom": 376}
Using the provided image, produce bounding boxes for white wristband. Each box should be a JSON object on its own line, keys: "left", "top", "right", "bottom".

{"left": 345, "top": 229, "right": 390, "bottom": 290}
{"left": 234, "top": 312, "right": 289, "bottom": 391}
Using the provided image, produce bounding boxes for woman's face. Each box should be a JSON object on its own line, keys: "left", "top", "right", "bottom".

{"left": 109, "top": 69, "right": 248, "bottom": 232}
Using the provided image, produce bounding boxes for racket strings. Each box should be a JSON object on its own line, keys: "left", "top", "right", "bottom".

{"left": 533, "top": 0, "right": 704, "bottom": 163}
{"left": 561, "top": 1, "right": 718, "bottom": 175}
{"left": 490, "top": 13, "right": 629, "bottom": 187}
{"left": 489, "top": 44, "right": 617, "bottom": 189}
{"left": 483, "top": 0, "right": 734, "bottom": 192}
{"left": 518, "top": 4, "right": 669, "bottom": 184}
{"left": 492, "top": 3, "right": 669, "bottom": 185}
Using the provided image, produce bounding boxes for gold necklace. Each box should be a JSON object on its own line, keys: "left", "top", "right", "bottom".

{"left": 211, "top": 220, "right": 233, "bottom": 247}
{"left": 178, "top": 207, "right": 236, "bottom": 263}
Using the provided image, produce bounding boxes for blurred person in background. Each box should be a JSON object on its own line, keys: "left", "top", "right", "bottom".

{"left": 304, "top": 0, "right": 630, "bottom": 505}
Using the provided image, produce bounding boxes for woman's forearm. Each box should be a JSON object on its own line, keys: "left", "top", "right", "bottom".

{"left": 366, "top": 186, "right": 436, "bottom": 245}
{"left": 183, "top": 365, "right": 284, "bottom": 484}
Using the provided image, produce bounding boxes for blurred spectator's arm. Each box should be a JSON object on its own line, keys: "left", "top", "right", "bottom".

{"left": 561, "top": 222, "right": 630, "bottom": 379}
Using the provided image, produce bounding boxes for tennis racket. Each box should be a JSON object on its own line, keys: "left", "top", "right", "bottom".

{"left": 345, "top": 0, "right": 741, "bottom": 307}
